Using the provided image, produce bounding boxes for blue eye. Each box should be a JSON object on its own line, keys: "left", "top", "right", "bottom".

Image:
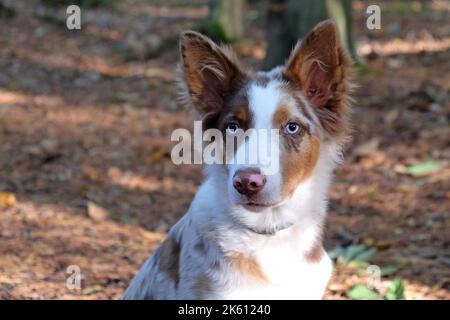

{"left": 285, "top": 122, "right": 300, "bottom": 135}
{"left": 226, "top": 122, "right": 240, "bottom": 134}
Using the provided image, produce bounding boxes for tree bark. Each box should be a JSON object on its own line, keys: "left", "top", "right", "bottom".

{"left": 263, "top": 0, "right": 357, "bottom": 70}
{"left": 326, "top": 0, "right": 357, "bottom": 60}
{"left": 209, "top": 0, "right": 244, "bottom": 41}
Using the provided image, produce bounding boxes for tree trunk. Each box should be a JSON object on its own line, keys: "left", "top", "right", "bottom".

{"left": 209, "top": 0, "right": 244, "bottom": 41}
{"left": 326, "top": 0, "right": 357, "bottom": 60}
{"left": 0, "top": 1, "right": 15, "bottom": 18}
{"left": 262, "top": 0, "right": 291, "bottom": 70}
{"left": 263, "top": 0, "right": 357, "bottom": 70}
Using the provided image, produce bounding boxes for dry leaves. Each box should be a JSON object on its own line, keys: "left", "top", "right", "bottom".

{"left": 0, "top": 192, "right": 16, "bottom": 208}
{"left": 87, "top": 201, "right": 109, "bottom": 222}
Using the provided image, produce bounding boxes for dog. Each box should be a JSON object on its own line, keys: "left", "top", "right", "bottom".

{"left": 123, "top": 20, "right": 353, "bottom": 300}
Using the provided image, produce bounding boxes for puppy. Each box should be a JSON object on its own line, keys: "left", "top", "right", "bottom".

{"left": 123, "top": 20, "right": 353, "bottom": 300}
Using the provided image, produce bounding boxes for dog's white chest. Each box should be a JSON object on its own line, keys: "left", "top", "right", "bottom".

{"left": 220, "top": 249, "right": 333, "bottom": 300}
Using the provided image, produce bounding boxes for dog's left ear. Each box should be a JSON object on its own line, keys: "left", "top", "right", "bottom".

{"left": 283, "top": 21, "right": 351, "bottom": 114}
{"left": 179, "top": 31, "right": 246, "bottom": 119}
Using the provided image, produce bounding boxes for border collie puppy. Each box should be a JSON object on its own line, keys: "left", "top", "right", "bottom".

{"left": 123, "top": 20, "right": 353, "bottom": 300}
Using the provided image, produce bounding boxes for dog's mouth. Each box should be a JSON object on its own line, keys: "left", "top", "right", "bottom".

{"left": 245, "top": 201, "right": 273, "bottom": 207}
{"left": 242, "top": 201, "right": 279, "bottom": 212}
{"left": 232, "top": 192, "right": 284, "bottom": 212}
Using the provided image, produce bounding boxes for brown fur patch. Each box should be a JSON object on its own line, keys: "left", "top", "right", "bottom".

{"left": 229, "top": 252, "right": 268, "bottom": 282}
{"left": 305, "top": 239, "right": 325, "bottom": 264}
{"left": 272, "top": 105, "right": 320, "bottom": 198}
{"left": 158, "top": 236, "right": 182, "bottom": 288}
{"left": 193, "top": 238, "right": 207, "bottom": 255}
{"left": 217, "top": 89, "right": 251, "bottom": 131}
{"left": 179, "top": 31, "right": 249, "bottom": 121}
{"left": 272, "top": 105, "right": 291, "bottom": 129}
{"left": 192, "top": 274, "right": 213, "bottom": 299}
{"left": 215, "top": 88, "right": 253, "bottom": 165}
{"left": 281, "top": 134, "right": 320, "bottom": 198}
{"left": 279, "top": 82, "right": 314, "bottom": 122}
{"left": 254, "top": 74, "right": 271, "bottom": 87}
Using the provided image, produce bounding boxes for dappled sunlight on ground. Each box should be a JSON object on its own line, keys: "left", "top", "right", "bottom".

{"left": 358, "top": 36, "right": 450, "bottom": 56}
{"left": 0, "top": 199, "right": 164, "bottom": 299}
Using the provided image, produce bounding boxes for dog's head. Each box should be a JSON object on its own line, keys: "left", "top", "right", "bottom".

{"left": 179, "top": 21, "right": 352, "bottom": 230}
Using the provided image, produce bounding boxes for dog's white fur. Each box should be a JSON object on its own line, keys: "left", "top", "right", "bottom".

{"left": 123, "top": 21, "right": 351, "bottom": 300}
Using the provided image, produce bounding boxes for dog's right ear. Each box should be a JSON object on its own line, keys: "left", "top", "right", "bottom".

{"left": 179, "top": 31, "right": 246, "bottom": 118}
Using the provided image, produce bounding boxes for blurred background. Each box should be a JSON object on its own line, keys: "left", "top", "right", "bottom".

{"left": 0, "top": 0, "right": 448, "bottom": 299}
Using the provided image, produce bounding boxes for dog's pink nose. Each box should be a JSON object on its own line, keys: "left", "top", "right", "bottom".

{"left": 232, "top": 168, "right": 266, "bottom": 196}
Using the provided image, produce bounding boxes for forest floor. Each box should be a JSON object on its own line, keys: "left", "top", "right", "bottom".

{"left": 0, "top": 0, "right": 449, "bottom": 299}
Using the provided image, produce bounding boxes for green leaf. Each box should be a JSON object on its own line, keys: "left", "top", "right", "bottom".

{"left": 353, "top": 248, "right": 377, "bottom": 262}
{"left": 343, "top": 245, "right": 367, "bottom": 262}
{"left": 384, "top": 279, "right": 405, "bottom": 300}
{"left": 405, "top": 161, "right": 441, "bottom": 177}
{"left": 366, "top": 190, "right": 378, "bottom": 200}
{"left": 328, "top": 246, "right": 345, "bottom": 261}
{"left": 329, "top": 244, "right": 377, "bottom": 265}
{"left": 380, "top": 263, "right": 402, "bottom": 276}
{"left": 82, "top": 284, "right": 103, "bottom": 295}
{"left": 347, "top": 284, "right": 381, "bottom": 300}
{"left": 356, "top": 63, "right": 371, "bottom": 77}
{"left": 347, "top": 260, "right": 369, "bottom": 269}
{"left": 424, "top": 86, "right": 440, "bottom": 103}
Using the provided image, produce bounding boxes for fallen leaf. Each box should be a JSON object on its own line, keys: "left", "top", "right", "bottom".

{"left": 385, "top": 109, "right": 400, "bottom": 124}
{"left": 353, "top": 138, "right": 380, "bottom": 157}
{"left": 380, "top": 263, "right": 402, "bottom": 276}
{"left": 347, "top": 284, "right": 381, "bottom": 300}
{"left": 0, "top": 192, "right": 16, "bottom": 208}
{"left": 82, "top": 284, "right": 103, "bottom": 295}
{"left": 366, "top": 190, "right": 378, "bottom": 200}
{"left": 405, "top": 161, "right": 441, "bottom": 177}
{"left": 33, "top": 242, "right": 56, "bottom": 256}
{"left": 87, "top": 201, "right": 109, "bottom": 222}
{"left": 372, "top": 240, "right": 394, "bottom": 250}
{"left": 384, "top": 279, "right": 405, "bottom": 300}
{"left": 147, "top": 148, "right": 165, "bottom": 164}
{"left": 329, "top": 244, "right": 377, "bottom": 265}
{"left": 40, "top": 138, "right": 58, "bottom": 153}
{"left": 83, "top": 166, "right": 102, "bottom": 181}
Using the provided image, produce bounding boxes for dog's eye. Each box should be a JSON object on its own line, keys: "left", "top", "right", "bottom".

{"left": 226, "top": 122, "right": 240, "bottom": 134}
{"left": 285, "top": 122, "right": 300, "bottom": 135}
